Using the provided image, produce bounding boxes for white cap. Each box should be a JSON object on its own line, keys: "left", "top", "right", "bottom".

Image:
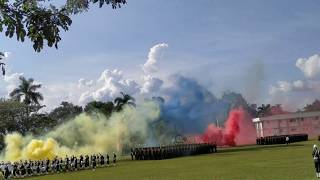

{"left": 314, "top": 144, "right": 317, "bottom": 149}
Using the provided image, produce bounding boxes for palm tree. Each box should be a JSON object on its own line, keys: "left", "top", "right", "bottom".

{"left": 114, "top": 92, "right": 135, "bottom": 111}
{"left": 257, "top": 104, "right": 271, "bottom": 117}
{"left": 0, "top": 52, "right": 5, "bottom": 76}
{"left": 10, "top": 76, "right": 43, "bottom": 106}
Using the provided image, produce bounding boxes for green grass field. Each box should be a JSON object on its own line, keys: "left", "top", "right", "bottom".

{"left": 25, "top": 140, "right": 318, "bottom": 180}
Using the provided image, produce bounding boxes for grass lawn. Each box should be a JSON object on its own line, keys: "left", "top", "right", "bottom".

{"left": 25, "top": 140, "right": 318, "bottom": 180}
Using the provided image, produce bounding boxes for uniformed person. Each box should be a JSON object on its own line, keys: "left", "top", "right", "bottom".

{"left": 130, "top": 149, "right": 134, "bottom": 160}
{"left": 92, "top": 155, "right": 97, "bottom": 170}
{"left": 106, "top": 154, "right": 110, "bottom": 166}
{"left": 285, "top": 136, "right": 290, "bottom": 145}
{"left": 4, "top": 165, "right": 10, "bottom": 179}
{"left": 313, "top": 144, "right": 320, "bottom": 178}
{"left": 85, "top": 155, "right": 90, "bottom": 168}
{"left": 100, "top": 154, "right": 105, "bottom": 166}
{"left": 113, "top": 152, "right": 117, "bottom": 166}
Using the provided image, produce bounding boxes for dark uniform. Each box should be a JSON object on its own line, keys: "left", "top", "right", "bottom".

{"left": 100, "top": 154, "right": 105, "bottom": 166}
{"left": 113, "top": 153, "right": 117, "bottom": 165}
{"left": 130, "top": 149, "right": 134, "bottom": 160}
{"left": 4, "top": 166, "right": 11, "bottom": 179}
{"left": 92, "top": 155, "right": 97, "bottom": 169}
{"left": 85, "top": 156, "right": 90, "bottom": 168}
{"left": 106, "top": 154, "right": 110, "bottom": 165}
{"left": 313, "top": 145, "right": 320, "bottom": 178}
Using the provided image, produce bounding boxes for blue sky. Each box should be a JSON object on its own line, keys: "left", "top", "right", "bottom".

{"left": 1, "top": 0, "right": 320, "bottom": 110}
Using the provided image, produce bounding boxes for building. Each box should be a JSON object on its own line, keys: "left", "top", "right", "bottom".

{"left": 252, "top": 111, "right": 320, "bottom": 138}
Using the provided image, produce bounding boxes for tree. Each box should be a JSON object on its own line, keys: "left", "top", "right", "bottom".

{"left": 9, "top": 76, "right": 43, "bottom": 106}
{"left": 303, "top": 99, "right": 320, "bottom": 112}
{"left": 0, "top": 0, "right": 127, "bottom": 52}
{"left": 114, "top": 92, "right": 135, "bottom": 111}
{"left": 27, "top": 113, "right": 57, "bottom": 134}
{"left": 257, "top": 104, "right": 271, "bottom": 117}
{"left": 49, "top": 101, "right": 83, "bottom": 124}
{"left": 84, "top": 100, "right": 114, "bottom": 117}
{"left": 0, "top": 98, "right": 42, "bottom": 135}
{"left": 0, "top": 98, "right": 54, "bottom": 147}
{"left": 0, "top": 52, "right": 5, "bottom": 75}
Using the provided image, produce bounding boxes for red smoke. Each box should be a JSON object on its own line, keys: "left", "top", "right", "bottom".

{"left": 191, "top": 108, "right": 256, "bottom": 146}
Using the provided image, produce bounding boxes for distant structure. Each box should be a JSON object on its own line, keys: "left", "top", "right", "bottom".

{"left": 252, "top": 111, "right": 320, "bottom": 138}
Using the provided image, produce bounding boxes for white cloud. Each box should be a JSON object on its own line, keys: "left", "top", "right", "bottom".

{"left": 41, "top": 83, "right": 81, "bottom": 111}
{"left": 296, "top": 54, "right": 320, "bottom": 79}
{"left": 3, "top": 72, "right": 23, "bottom": 96}
{"left": 0, "top": 44, "right": 170, "bottom": 111}
{"left": 0, "top": 52, "right": 11, "bottom": 61}
{"left": 4, "top": 52, "right": 11, "bottom": 59}
{"left": 140, "top": 75, "right": 163, "bottom": 94}
{"left": 142, "top": 43, "right": 168, "bottom": 74}
{"left": 78, "top": 78, "right": 94, "bottom": 88}
{"left": 269, "top": 80, "right": 320, "bottom": 95}
{"left": 78, "top": 69, "right": 141, "bottom": 104}
{"left": 269, "top": 53, "right": 320, "bottom": 110}
{"left": 79, "top": 43, "right": 170, "bottom": 104}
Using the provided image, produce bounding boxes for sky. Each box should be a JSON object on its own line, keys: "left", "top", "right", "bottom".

{"left": 1, "top": 0, "right": 320, "bottom": 111}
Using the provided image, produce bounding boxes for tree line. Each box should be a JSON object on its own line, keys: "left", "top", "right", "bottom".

{"left": 0, "top": 75, "right": 135, "bottom": 150}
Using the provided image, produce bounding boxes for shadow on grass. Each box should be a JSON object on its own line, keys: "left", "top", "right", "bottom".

{"left": 217, "top": 143, "right": 306, "bottom": 154}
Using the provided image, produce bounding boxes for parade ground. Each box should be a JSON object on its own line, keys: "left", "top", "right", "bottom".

{"left": 22, "top": 140, "right": 317, "bottom": 180}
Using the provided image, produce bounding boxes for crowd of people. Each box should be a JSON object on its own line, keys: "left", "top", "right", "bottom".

{"left": 132, "top": 143, "right": 217, "bottom": 160}
{"left": 0, "top": 143, "right": 218, "bottom": 179}
{"left": 256, "top": 134, "right": 308, "bottom": 145}
{"left": 0, "top": 153, "right": 117, "bottom": 179}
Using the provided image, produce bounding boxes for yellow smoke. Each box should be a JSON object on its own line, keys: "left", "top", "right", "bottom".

{"left": 2, "top": 101, "right": 160, "bottom": 161}
{"left": 24, "top": 138, "right": 57, "bottom": 160}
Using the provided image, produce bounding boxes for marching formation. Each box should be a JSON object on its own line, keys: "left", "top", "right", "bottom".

{"left": 133, "top": 143, "right": 217, "bottom": 160}
{"left": 0, "top": 153, "right": 117, "bottom": 179}
{"left": 256, "top": 134, "right": 308, "bottom": 145}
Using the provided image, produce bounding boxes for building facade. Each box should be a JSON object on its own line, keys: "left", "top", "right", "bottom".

{"left": 252, "top": 111, "right": 320, "bottom": 138}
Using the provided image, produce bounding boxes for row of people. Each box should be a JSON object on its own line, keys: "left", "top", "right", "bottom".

{"left": 132, "top": 143, "right": 217, "bottom": 160}
{"left": 256, "top": 134, "right": 308, "bottom": 145}
{"left": 0, "top": 152, "right": 117, "bottom": 179}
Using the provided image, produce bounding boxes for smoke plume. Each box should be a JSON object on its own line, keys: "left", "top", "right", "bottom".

{"left": 2, "top": 101, "right": 160, "bottom": 161}
{"left": 159, "top": 75, "right": 252, "bottom": 134}
{"left": 193, "top": 108, "right": 256, "bottom": 146}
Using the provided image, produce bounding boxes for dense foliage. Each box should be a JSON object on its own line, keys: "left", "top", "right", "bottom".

{"left": 0, "top": 76, "right": 137, "bottom": 149}
{"left": 0, "top": 0, "right": 127, "bottom": 52}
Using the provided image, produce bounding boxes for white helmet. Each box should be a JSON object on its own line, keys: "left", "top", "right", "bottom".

{"left": 314, "top": 144, "right": 317, "bottom": 149}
